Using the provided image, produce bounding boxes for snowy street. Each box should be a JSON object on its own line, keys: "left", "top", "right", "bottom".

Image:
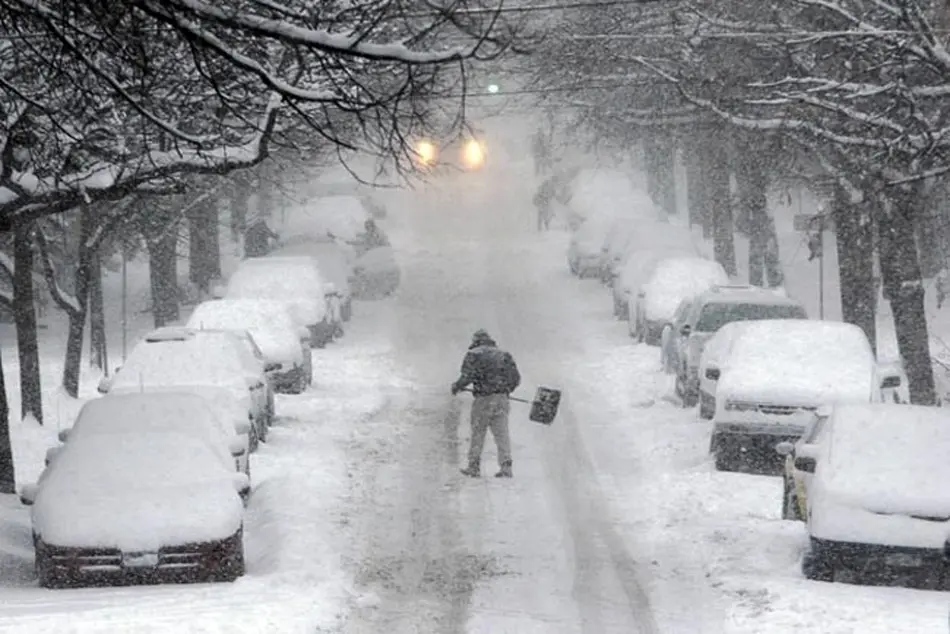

{"left": 1, "top": 162, "right": 950, "bottom": 632}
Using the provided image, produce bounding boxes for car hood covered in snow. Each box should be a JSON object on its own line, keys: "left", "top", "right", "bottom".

{"left": 34, "top": 432, "right": 244, "bottom": 551}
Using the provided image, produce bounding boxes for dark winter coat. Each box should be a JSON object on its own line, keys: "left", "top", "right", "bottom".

{"left": 452, "top": 342, "right": 521, "bottom": 397}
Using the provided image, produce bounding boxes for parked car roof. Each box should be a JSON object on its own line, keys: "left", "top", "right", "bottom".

{"left": 642, "top": 257, "right": 730, "bottom": 321}
{"left": 187, "top": 299, "right": 303, "bottom": 365}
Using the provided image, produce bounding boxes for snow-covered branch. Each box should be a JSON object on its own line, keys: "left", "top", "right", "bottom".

{"left": 33, "top": 225, "right": 82, "bottom": 316}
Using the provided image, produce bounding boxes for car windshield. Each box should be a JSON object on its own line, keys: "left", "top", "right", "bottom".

{"left": 695, "top": 302, "right": 806, "bottom": 332}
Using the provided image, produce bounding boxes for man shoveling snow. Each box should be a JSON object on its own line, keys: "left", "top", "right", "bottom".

{"left": 451, "top": 330, "right": 521, "bottom": 478}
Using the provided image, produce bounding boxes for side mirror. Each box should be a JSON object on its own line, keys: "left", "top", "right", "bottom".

{"left": 44, "top": 446, "right": 62, "bottom": 466}
{"left": 233, "top": 418, "right": 252, "bottom": 436}
{"left": 97, "top": 376, "right": 112, "bottom": 394}
{"left": 775, "top": 441, "right": 795, "bottom": 457}
{"left": 232, "top": 472, "right": 251, "bottom": 495}
{"left": 680, "top": 324, "right": 692, "bottom": 337}
{"left": 19, "top": 483, "right": 37, "bottom": 506}
{"left": 794, "top": 456, "right": 817, "bottom": 474}
{"left": 264, "top": 362, "right": 282, "bottom": 373}
{"left": 57, "top": 429, "right": 70, "bottom": 443}
{"left": 228, "top": 436, "right": 249, "bottom": 458}
{"left": 881, "top": 375, "right": 902, "bottom": 389}
{"left": 705, "top": 367, "right": 720, "bottom": 381}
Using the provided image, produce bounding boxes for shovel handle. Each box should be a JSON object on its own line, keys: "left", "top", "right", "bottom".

{"left": 460, "top": 387, "right": 530, "bottom": 404}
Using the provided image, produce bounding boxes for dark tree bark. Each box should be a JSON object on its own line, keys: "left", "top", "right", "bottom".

{"left": 148, "top": 221, "right": 180, "bottom": 327}
{"left": 642, "top": 133, "right": 677, "bottom": 217}
{"left": 188, "top": 192, "right": 221, "bottom": 294}
{"left": 735, "top": 146, "right": 782, "bottom": 287}
{"left": 833, "top": 188, "right": 876, "bottom": 349}
{"left": 229, "top": 172, "right": 251, "bottom": 242}
{"left": 13, "top": 220, "right": 42, "bottom": 423}
{"left": 88, "top": 249, "right": 107, "bottom": 373}
{"left": 700, "top": 131, "right": 737, "bottom": 277}
{"left": 684, "top": 134, "right": 711, "bottom": 238}
{"left": 0, "top": 346, "right": 14, "bottom": 494}
{"left": 877, "top": 187, "right": 936, "bottom": 405}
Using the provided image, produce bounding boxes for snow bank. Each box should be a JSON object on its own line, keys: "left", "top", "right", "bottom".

{"left": 34, "top": 431, "right": 243, "bottom": 551}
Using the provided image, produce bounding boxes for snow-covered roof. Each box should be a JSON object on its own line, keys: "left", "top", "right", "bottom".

{"left": 71, "top": 393, "right": 236, "bottom": 461}
{"left": 226, "top": 258, "right": 327, "bottom": 299}
{"left": 111, "top": 335, "right": 251, "bottom": 392}
{"left": 823, "top": 404, "right": 950, "bottom": 516}
{"left": 717, "top": 320, "right": 875, "bottom": 404}
{"left": 186, "top": 299, "right": 302, "bottom": 364}
{"left": 624, "top": 221, "right": 696, "bottom": 255}
{"left": 33, "top": 431, "right": 244, "bottom": 550}
{"left": 643, "top": 257, "right": 730, "bottom": 321}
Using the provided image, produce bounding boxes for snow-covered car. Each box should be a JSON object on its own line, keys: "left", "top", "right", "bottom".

{"left": 99, "top": 327, "right": 273, "bottom": 443}
{"left": 605, "top": 221, "right": 698, "bottom": 287}
{"left": 696, "top": 321, "right": 756, "bottom": 421}
{"left": 221, "top": 256, "right": 337, "bottom": 347}
{"left": 799, "top": 403, "right": 950, "bottom": 586}
{"left": 611, "top": 248, "right": 692, "bottom": 320}
{"left": 597, "top": 217, "right": 640, "bottom": 284}
{"left": 664, "top": 285, "right": 808, "bottom": 407}
{"left": 187, "top": 299, "right": 313, "bottom": 394}
{"left": 628, "top": 256, "right": 730, "bottom": 345}
{"left": 775, "top": 405, "right": 832, "bottom": 521}
{"left": 710, "top": 320, "right": 904, "bottom": 474}
{"left": 564, "top": 168, "right": 655, "bottom": 229}
{"left": 351, "top": 246, "right": 400, "bottom": 300}
{"left": 567, "top": 217, "right": 613, "bottom": 278}
{"left": 20, "top": 430, "right": 248, "bottom": 588}
{"left": 52, "top": 392, "right": 250, "bottom": 475}
{"left": 270, "top": 239, "right": 355, "bottom": 322}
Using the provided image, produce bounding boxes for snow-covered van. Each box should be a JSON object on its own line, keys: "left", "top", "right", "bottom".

{"left": 710, "top": 319, "right": 903, "bottom": 473}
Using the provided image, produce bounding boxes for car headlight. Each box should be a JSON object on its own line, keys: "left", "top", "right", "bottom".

{"left": 462, "top": 139, "right": 484, "bottom": 169}
{"left": 724, "top": 400, "right": 758, "bottom": 412}
{"left": 415, "top": 140, "right": 437, "bottom": 165}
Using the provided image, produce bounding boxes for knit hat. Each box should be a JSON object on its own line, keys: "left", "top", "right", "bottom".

{"left": 470, "top": 329, "right": 496, "bottom": 348}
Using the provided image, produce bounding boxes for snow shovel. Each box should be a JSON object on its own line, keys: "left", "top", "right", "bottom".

{"left": 461, "top": 386, "right": 562, "bottom": 425}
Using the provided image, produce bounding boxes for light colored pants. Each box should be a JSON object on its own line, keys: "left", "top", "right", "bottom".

{"left": 468, "top": 393, "right": 512, "bottom": 467}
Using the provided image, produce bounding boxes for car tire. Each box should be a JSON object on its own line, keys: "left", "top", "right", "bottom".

{"left": 681, "top": 378, "right": 699, "bottom": 408}
{"left": 699, "top": 393, "right": 715, "bottom": 420}
{"left": 248, "top": 428, "right": 259, "bottom": 453}
{"left": 802, "top": 549, "right": 834, "bottom": 582}
{"left": 781, "top": 477, "right": 799, "bottom": 521}
{"left": 256, "top": 418, "right": 268, "bottom": 444}
{"left": 341, "top": 298, "right": 353, "bottom": 322}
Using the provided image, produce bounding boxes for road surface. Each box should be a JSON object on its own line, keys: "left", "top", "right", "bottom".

{"left": 341, "top": 167, "right": 660, "bottom": 634}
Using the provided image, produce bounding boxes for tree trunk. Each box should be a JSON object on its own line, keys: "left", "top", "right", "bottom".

{"left": 13, "top": 220, "right": 42, "bottom": 423}
{"left": 61, "top": 205, "right": 95, "bottom": 398}
{"left": 700, "top": 132, "right": 737, "bottom": 277}
{"left": 88, "top": 249, "right": 107, "bottom": 373}
{"left": 229, "top": 173, "right": 250, "bottom": 242}
{"left": 833, "top": 189, "right": 876, "bottom": 348}
{"left": 0, "top": 347, "right": 14, "bottom": 494}
{"left": 188, "top": 193, "right": 221, "bottom": 294}
{"left": 642, "top": 133, "right": 676, "bottom": 217}
{"left": 684, "top": 135, "right": 711, "bottom": 237}
{"left": 878, "top": 188, "right": 936, "bottom": 405}
{"left": 148, "top": 223, "right": 180, "bottom": 327}
{"left": 735, "top": 147, "right": 773, "bottom": 287}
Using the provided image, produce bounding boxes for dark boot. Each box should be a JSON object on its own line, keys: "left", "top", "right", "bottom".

{"left": 460, "top": 462, "right": 480, "bottom": 478}
{"left": 495, "top": 461, "right": 513, "bottom": 478}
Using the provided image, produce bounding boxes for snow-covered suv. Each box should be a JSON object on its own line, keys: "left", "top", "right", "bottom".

{"left": 663, "top": 285, "right": 807, "bottom": 407}
{"left": 710, "top": 319, "right": 903, "bottom": 474}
